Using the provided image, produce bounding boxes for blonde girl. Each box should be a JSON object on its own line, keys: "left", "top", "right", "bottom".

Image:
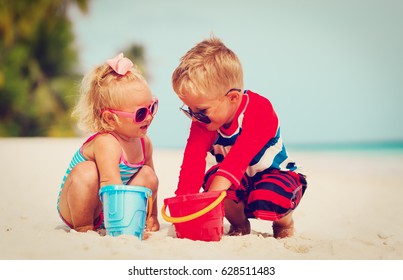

{"left": 57, "top": 53, "right": 160, "bottom": 233}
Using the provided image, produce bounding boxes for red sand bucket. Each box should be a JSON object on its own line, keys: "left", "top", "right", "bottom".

{"left": 161, "top": 191, "right": 226, "bottom": 242}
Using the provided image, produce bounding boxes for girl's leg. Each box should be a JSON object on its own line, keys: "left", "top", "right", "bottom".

{"left": 58, "top": 161, "right": 102, "bottom": 232}
{"left": 128, "top": 165, "right": 159, "bottom": 231}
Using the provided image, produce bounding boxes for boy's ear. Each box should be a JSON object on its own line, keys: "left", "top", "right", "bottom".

{"left": 228, "top": 90, "right": 242, "bottom": 103}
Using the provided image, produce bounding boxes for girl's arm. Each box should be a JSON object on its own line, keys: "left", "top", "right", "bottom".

{"left": 143, "top": 135, "right": 155, "bottom": 170}
{"left": 86, "top": 133, "right": 123, "bottom": 187}
{"left": 142, "top": 135, "right": 159, "bottom": 221}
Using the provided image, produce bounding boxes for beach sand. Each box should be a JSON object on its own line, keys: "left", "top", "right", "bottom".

{"left": 0, "top": 138, "right": 402, "bottom": 260}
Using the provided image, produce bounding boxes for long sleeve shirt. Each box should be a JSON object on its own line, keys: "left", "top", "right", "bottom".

{"left": 175, "top": 90, "right": 300, "bottom": 195}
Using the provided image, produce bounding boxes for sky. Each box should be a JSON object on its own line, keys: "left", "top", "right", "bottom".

{"left": 68, "top": 0, "right": 403, "bottom": 149}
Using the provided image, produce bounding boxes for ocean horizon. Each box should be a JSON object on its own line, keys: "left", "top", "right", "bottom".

{"left": 1, "top": 137, "right": 402, "bottom": 154}
{"left": 287, "top": 140, "right": 403, "bottom": 153}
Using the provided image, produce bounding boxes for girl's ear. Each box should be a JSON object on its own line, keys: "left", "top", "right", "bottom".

{"left": 102, "top": 111, "right": 118, "bottom": 127}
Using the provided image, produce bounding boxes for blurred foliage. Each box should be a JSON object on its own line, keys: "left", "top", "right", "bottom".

{"left": 0, "top": 0, "right": 89, "bottom": 136}
{"left": 124, "top": 44, "right": 148, "bottom": 80}
{"left": 0, "top": 0, "right": 147, "bottom": 137}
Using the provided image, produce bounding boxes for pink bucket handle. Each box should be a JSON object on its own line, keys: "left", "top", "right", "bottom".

{"left": 161, "top": 191, "right": 226, "bottom": 223}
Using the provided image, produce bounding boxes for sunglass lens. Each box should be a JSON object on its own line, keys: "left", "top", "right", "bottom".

{"left": 150, "top": 102, "right": 158, "bottom": 116}
{"left": 180, "top": 108, "right": 192, "bottom": 120}
{"left": 180, "top": 107, "right": 211, "bottom": 124}
{"left": 136, "top": 108, "right": 148, "bottom": 122}
{"left": 196, "top": 115, "right": 211, "bottom": 124}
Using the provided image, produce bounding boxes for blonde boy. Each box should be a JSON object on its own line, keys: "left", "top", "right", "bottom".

{"left": 171, "top": 37, "right": 307, "bottom": 238}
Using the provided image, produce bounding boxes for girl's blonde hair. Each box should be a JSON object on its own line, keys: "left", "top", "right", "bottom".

{"left": 172, "top": 36, "right": 243, "bottom": 99}
{"left": 73, "top": 62, "right": 146, "bottom": 133}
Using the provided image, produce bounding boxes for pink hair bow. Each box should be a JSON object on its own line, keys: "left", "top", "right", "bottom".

{"left": 106, "top": 53, "right": 133, "bottom": 75}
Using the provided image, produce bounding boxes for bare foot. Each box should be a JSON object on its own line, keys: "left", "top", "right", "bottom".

{"left": 142, "top": 231, "right": 151, "bottom": 240}
{"left": 74, "top": 225, "right": 95, "bottom": 232}
{"left": 272, "top": 219, "right": 294, "bottom": 239}
{"left": 96, "top": 228, "right": 106, "bottom": 236}
{"left": 228, "top": 219, "right": 251, "bottom": 236}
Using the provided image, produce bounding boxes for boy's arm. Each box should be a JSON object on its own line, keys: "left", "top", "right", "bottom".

{"left": 176, "top": 121, "right": 216, "bottom": 195}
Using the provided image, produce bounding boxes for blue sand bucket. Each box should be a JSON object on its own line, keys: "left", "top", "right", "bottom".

{"left": 99, "top": 185, "right": 152, "bottom": 239}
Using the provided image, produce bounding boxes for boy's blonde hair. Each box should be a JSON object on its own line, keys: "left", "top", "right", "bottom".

{"left": 172, "top": 36, "right": 243, "bottom": 99}
{"left": 73, "top": 62, "right": 146, "bottom": 133}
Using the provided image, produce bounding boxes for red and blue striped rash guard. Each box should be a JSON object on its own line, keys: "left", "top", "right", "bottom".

{"left": 175, "top": 90, "right": 301, "bottom": 195}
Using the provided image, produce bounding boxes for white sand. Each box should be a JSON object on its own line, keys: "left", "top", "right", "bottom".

{"left": 0, "top": 138, "right": 402, "bottom": 260}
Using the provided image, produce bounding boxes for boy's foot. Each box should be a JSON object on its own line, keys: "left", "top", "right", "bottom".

{"left": 228, "top": 219, "right": 251, "bottom": 236}
{"left": 272, "top": 219, "right": 294, "bottom": 239}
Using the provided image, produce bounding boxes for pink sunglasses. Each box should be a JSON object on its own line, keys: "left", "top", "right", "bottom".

{"left": 103, "top": 98, "right": 158, "bottom": 123}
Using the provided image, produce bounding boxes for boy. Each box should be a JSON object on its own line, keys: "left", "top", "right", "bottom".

{"left": 171, "top": 36, "right": 307, "bottom": 238}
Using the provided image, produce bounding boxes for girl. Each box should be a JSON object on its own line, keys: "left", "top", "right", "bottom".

{"left": 57, "top": 53, "right": 160, "bottom": 233}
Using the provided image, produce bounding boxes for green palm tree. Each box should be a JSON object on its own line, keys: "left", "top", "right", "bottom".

{"left": 0, "top": 0, "right": 89, "bottom": 136}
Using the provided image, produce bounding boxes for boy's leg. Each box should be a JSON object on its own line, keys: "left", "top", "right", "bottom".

{"left": 225, "top": 199, "right": 251, "bottom": 236}
{"left": 246, "top": 170, "right": 307, "bottom": 238}
{"left": 203, "top": 164, "right": 251, "bottom": 236}
{"left": 58, "top": 161, "right": 102, "bottom": 232}
{"left": 272, "top": 211, "right": 294, "bottom": 238}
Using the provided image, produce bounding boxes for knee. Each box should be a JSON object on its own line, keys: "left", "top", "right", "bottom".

{"left": 143, "top": 165, "right": 159, "bottom": 192}
{"left": 131, "top": 165, "right": 159, "bottom": 193}
{"left": 68, "top": 161, "right": 99, "bottom": 191}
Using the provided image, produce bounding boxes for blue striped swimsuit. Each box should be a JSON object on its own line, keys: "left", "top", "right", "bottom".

{"left": 56, "top": 133, "right": 146, "bottom": 214}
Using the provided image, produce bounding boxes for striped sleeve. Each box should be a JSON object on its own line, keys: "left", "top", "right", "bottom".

{"left": 216, "top": 93, "right": 279, "bottom": 188}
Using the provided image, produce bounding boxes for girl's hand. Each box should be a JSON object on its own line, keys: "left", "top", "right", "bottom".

{"left": 146, "top": 215, "right": 160, "bottom": 232}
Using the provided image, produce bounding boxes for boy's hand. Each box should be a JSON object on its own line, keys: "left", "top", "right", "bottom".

{"left": 207, "top": 175, "right": 231, "bottom": 192}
